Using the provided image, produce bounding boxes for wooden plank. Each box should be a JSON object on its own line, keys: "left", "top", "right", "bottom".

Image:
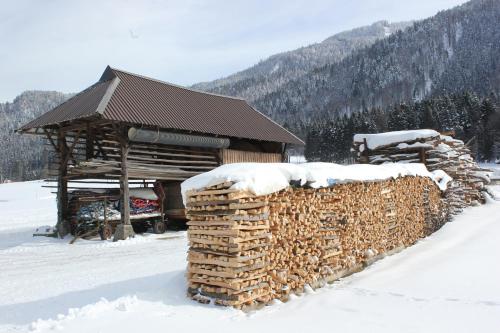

{"left": 188, "top": 264, "right": 267, "bottom": 278}
{"left": 104, "top": 153, "right": 217, "bottom": 165}
{"left": 186, "top": 188, "right": 240, "bottom": 196}
{"left": 221, "top": 149, "right": 281, "bottom": 164}
{"left": 186, "top": 220, "right": 269, "bottom": 229}
{"left": 101, "top": 140, "right": 217, "bottom": 156}
{"left": 103, "top": 147, "right": 218, "bottom": 160}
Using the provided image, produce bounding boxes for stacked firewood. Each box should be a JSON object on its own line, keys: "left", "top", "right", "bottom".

{"left": 266, "top": 187, "right": 323, "bottom": 299}
{"left": 422, "top": 180, "right": 449, "bottom": 234}
{"left": 186, "top": 176, "right": 445, "bottom": 308}
{"left": 185, "top": 182, "right": 272, "bottom": 308}
{"left": 426, "top": 136, "right": 490, "bottom": 207}
{"left": 353, "top": 133, "right": 491, "bottom": 212}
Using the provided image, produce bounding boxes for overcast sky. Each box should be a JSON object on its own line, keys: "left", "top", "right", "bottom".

{"left": 0, "top": 0, "right": 468, "bottom": 102}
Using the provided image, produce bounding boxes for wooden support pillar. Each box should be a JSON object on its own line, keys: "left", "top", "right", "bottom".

{"left": 85, "top": 123, "right": 94, "bottom": 160}
{"left": 56, "top": 130, "right": 70, "bottom": 237}
{"left": 281, "top": 143, "right": 288, "bottom": 163}
{"left": 362, "top": 138, "right": 370, "bottom": 163}
{"left": 215, "top": 149, "right": 223, "bottom": 166}
{"left": 120, "top": 141, "right": 131, "bottom": 226}
{"left": 113, "top": 126, "right": 135, "bottom": 241}
{"left": 41, "top": 148, "right": 49, "bottom": 179}
{"left": 419, "top": 148, "right": 427, "bottom": 165}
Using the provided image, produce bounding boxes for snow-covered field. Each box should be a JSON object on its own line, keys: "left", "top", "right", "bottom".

{"left": 1, "top": 180, "right": 499, "bottom": 333}
{"left": 484, "top": 163, "right": 500, "bottom": 181}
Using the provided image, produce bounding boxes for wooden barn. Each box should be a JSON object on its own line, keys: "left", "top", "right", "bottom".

{"left": 19, "top": 66, "right": 303, "bottom": 240}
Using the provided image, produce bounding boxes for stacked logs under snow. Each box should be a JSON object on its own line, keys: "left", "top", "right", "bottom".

{"left": 186, "top": 182, "right": 273, "bottom": 306}
{"left": 353, "top": 130, "right": 491, "bottom": 213}
{"left": 185, "top": 175, "right": 445, "bottom": 309}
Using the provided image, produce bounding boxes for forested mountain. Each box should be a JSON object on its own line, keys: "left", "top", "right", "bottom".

{"left": 192, "top": 20, "right": 412, "bottom": 103}
{"left": 0, "top": 91, "right": 71, "bottom": 181}
{"left": 196, "top": 0, "right": 500, "bottom": 124}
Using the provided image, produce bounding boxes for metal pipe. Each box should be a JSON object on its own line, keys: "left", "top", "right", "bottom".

{"left": 128, "top": 127, "right": 230, "bottom": 149}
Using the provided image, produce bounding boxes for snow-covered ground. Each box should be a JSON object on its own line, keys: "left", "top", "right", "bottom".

{"left": 483, "top": 163, "right": 500, "bottom": 181}
{"left": 0, "top": 180, "right": 499, "bottom": 333}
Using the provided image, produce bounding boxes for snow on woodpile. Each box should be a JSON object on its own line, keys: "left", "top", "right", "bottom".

{"left": 354, "top": 129, "right": 440, "bottom": 150}
{"left": 353, "top": 130, "right": 492, "bottom": 213}
{"left": 181, "top": 162, "right": 449, "bottom": 203}
{"left": 183, "top": 169, "right": 448, "bottom": 308}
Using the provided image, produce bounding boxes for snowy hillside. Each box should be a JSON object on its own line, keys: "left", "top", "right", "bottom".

{"left": 192, "top": 20, "right": 412, "bottom": 103}
{"left": 0, "top": 91, "right": 72, "bottom": 181}
{"left": 0, "top": 181, "right": 499, "bottom": 332}
{"left": 195, "top": 0, "right": 500, "bottom": 122}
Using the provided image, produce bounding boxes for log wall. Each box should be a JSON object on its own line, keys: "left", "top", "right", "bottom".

{"left": 221, "top": 149, "right": 282, "bottom": 164}
{"left": 185, "top": 176, "right": 446, "bottom": 308}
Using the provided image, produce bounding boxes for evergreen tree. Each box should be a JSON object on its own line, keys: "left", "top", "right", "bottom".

{"left": 418, "top": 100, "right": 439, "bottom": 129}
{"left": 302, "top": 91, "right": 499, "bottom": 163}
{"left": 478, "top": 98, "right": 497, "bottom": 161}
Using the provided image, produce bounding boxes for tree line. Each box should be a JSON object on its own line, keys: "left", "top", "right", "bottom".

{"left": 285, "top": 91, "right": 500, "bottom": 163}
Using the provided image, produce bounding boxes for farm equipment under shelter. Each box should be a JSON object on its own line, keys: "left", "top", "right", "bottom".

{"left": 69, "top": 185, "right": 168, "bottom": 240}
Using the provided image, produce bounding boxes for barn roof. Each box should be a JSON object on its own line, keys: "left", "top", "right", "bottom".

{"left": 20, "top": 66, "right": 304, "bottom": 145}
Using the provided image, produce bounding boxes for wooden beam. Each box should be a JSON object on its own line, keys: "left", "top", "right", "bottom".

{"left": 43, "top": 129, "right": 60, "bottom": 153}
{"left": 113, "top": 125, "right": 136, "bottom": 241}
{"left": 94, "top": 140, "right": 107, "bottom": 159}
{"left": 56, "top": 130, "right": 70, "bottom": 237}
{"left": 106, "top": 153, "right": 218, "bottom": 165}
{"left": 419, "top": 148, "right": 427, "bottom": 164}
{"left": 101, "top": 146, "right": 217, "bottom": 160}
{"left": 92, "top": 127, "right": 110, "bottom": 159}
{"left": 63, "top": 130, "right": 82, "bottom": 166}
{"left": 362, "top": 138, "right": 370, "bottom": 163}
{"left": 57, "top": 119, "right": 113, "bottom": 134}
{"left": 86, "top": 123, "right": 94, "bottom": 160}
{"left": 120, "top": 132, "right": 131, "bottom": 226}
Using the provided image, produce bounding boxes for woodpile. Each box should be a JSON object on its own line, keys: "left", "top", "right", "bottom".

{"left": 186, "top": 176, "right": 446, "bottom": 309}
{"left": 185, "top": 182, "right": 273, "bottom": 307}
{"left": 266, "top": 187, "right": 322, "bottom": 299}
{"left": 353, "top": 132, "right": 491, "bottom": 213}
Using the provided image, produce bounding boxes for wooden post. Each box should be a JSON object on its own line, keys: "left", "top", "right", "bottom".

{"left": 113, "top": 126, "right": 135, "bottom": 241}
{"left": 41, "top": 148, "right": 49, "bottom": 179}
{"left": 120, "top": 141, "right": 131, "bottom": 226}
{"left": 281, "top": 143, "right": 288, "bottom": 163}
{"left": 104, "top": 197, "right": 108, "bottom": 225}
{"left": 85, "top": 123, "right": 94, "bottom": 160}
{"left": 419, "top": 148, "right": 427, "bottom": 164}
{"left": 56, "top": 129, "right": 70, "bottom": 237}
{"left": 215, "top": 149, "right": 223, "bottom": 166}
{"left": 362, "top": 138, "right": 370, "bottom": 163}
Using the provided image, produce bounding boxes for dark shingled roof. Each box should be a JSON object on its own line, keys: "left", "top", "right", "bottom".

{"left": 20, "top": 66, "right": 304, "bottom": 145}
